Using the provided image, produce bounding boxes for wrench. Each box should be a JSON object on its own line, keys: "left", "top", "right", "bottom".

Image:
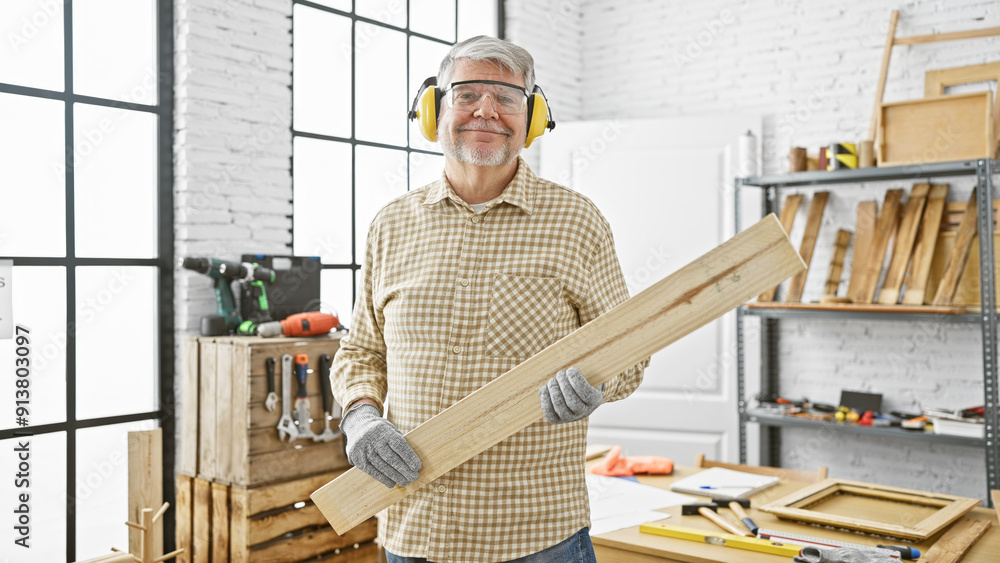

{"left": 313, "top": 353, "right": 342, "bottom": 442}
{"left": 264, "top": 357, "right": 278, "bottom": 412}
{"left": 276, "top": 354, "right": 298, "bottom": 441}
{"left": 293, "top": 353, "right": 319, "bottom": 440}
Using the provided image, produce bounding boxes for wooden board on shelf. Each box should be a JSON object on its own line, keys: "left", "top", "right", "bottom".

{"left": 745, "top": 301, "right": 968, "bottom": 315}
{"left": 823, "top": 229, "right": 852, "bottom": 298}
{"left": 759, "top": 478, "right": 981, "bottom": 541}
{"left": 933, "top": 188, "right": 980, "bottom": 306}
{"left": 846, "top": 201, "right": 877, "bottom": 300}
{"left": 312, "top": 214, "right": 806, "bottom": 534}
{"left": 786, "top": 192, "right": 829, "bottom": 303}
{"left": 851, "top": 190, "right": 903, "bottom": 304}
{"left": 903, "top": 184, "right": 950, "bottom": 305}
{"left": 878, "top": 184, "right": 930, "bottom": 304}
{"left": 926, "top": 231, "right": 1000, "bottom": 306}
{"left": 759, "top": 194, "right": 803, "bottom": 302}
{"left": 878, "top": 91, "right": 996, "bottom": 167}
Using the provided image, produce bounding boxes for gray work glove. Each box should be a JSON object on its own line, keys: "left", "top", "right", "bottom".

{"left": 539, "top": 367, "right": 603, "bottom": 424}
{"left": 794, "top": 547, "right": 899, "bottom": 563}
{"left": 339, "top": 403, "right": 422, "bottom": 488}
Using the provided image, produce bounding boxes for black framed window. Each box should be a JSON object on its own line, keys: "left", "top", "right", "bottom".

{"left": 291, "top": 0, "right": 500, "bottom": 323}
{"left": 0, "top": 1, "right": 174, "bottom": 561}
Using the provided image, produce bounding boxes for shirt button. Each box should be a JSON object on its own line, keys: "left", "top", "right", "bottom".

{"left": 437, "top": 485, "right": 447, "bottom": 493}
{"left": 459, "top": 278, "right": 469, "bottom": 287}
{"left": 453, "top": 346, "right": 462, "bottom": 354}
{"left": 471, "top": 216, "right": 480, "bottom": 224}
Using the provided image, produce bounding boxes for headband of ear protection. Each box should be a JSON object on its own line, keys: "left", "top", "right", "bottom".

{"left": 407, "top": 76, "right": 557, "bottom": 148}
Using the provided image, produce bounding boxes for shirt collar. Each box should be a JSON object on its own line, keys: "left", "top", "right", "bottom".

{"left": 422, "top": 156, "right": 536, "bottom": 215}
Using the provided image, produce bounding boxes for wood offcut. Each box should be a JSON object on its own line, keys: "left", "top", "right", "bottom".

{"left": 759, "top": 194, "right": 803, "bottom": 302}
{"left": 312, "top": 214, "right": 806, "bottom": 534}
{"left": 878, "top": 184, "right": 929, "bottom": 304}
{"left": 903, "top": 184, "right": 950, "bottom": 305}
{"left": 786, "top": 191, "right": 829, "bottom": 303}
{"left": 851, "top": 190, "right": 903, "bottom": 304}
{"left": 933, "top": 188, "right": 979, "bottom": 305}
{"left": 823, "top": 229, "right": 852, "bottom": 299}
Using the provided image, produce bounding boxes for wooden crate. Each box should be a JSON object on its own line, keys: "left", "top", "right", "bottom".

{"left": 176, "top": 472, "right": 379, "bottom": 563}
{"left": 180, "top": 334, "right": 350, "bottom": 486}
{"left": 878, "top": 91, "right": 996, "bottom": 166}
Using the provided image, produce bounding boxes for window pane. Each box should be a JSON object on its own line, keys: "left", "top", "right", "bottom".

{"left": 0, "top": 93, "right": 65, "bottom": 257}
{"left": 0, "top": 0, "right": 65, "bottom": 91}
{"left": 73, "top": 0, "right": 156, "bottom": 104}
{"left": 76, "top": 266, "right": 157, "bottom": 419}
{"left": 354, "top": 145, "right": 407, "bottom": 261}
{"left": 321, "top": 269, "right": 354, "bottom": 329}
{"left": 356, "top": 0, "right": 406, "bottom": 28}
{"left": 408, "top": 37, "right": 452, "bottom": 152}
{"left": 310, "top": 0, "right": 351, "bottom": 10}
{"left": 0, "top": 267, "right": 67, "bottom": 429}
{"left": 293, "top": 138, "right": 353, "bottom": 263}
{"left": 75, "top": 420, "right": 158, "bottom": 561}
{"left": 410, "top": 151, "right": 444, "bottom": 189}
{"left": 355, "top": 28, "right": 406, "bottom": 146}
{"left": 0, "top": 432, "right": 66, "bottom": 559}
{"left": 411, "top": 0, "right": 456, "bottom": 42}
{"left": 74, "top": 104, "right": 157, "bottom": 258}
{"left": 293, "top": 6, "right": 351, "bottom": 138}
{"left": 458, "top": 0, "right": 498, "bottom": 40}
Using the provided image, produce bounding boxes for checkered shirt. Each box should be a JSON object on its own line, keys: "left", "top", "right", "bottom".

{"left": 331, "top": 157, "right": 648, "bottom": 562}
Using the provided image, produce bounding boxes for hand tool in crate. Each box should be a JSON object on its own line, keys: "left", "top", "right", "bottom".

{"left": 294, "top": 353, "right": 319, "bottom": 440}
{"left": 277, "top": 354, "right": 298, "bottom": 441}
{"left": 314, "top": 353, "right": 342, "bottom": 442}
{"left": 264, "top": 357, "right": 277, "bottom": 412}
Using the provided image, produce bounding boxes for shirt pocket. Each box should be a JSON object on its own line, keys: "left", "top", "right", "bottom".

{"left": 485, "top": 273, "right": 564, "bottom": 359}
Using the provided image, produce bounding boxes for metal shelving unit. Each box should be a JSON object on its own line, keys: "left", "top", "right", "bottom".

{"left": 735, "top": 158, "right": 1000, "bottom": 501}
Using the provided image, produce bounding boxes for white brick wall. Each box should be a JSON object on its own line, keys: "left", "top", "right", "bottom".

{"left": 507, "top": 0, "right": 1000, "bottom": 497}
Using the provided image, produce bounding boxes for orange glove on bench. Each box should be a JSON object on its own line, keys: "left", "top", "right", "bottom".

{"left": 589, "top": 445, "right": 674, "bottom": 476}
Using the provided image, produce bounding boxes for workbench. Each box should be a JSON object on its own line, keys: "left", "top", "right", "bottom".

{"left": 591, "top": 464, "right": 999, "bottom": 562}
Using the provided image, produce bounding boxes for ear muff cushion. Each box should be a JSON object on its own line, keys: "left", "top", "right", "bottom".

{"left": 524, "top": 93, "right": 549, "bottom": 148}
{"left": 416, "top": 86, "right": 439, "bottom": 142}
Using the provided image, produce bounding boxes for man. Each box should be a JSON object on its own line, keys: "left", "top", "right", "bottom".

{"left": 331, "top": 35, "right": 648, "bottom": 563}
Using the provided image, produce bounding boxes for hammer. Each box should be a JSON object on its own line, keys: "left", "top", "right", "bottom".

{"left": 714, "top": 497, "right": 759, "bottom": 535}
{"left": 680, "top": 503, "right": 754, "bottom": 537}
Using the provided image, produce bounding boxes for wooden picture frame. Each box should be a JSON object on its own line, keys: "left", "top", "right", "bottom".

{"left": 759, "top": 478, "right": 981, "bottom": 541}
{"left": 878, "top": 91, "right": 996, "bottom": 167}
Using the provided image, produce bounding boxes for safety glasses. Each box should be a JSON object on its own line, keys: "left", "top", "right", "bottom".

{"left": 441, "top": 80, "right": 529, "bottom": 115}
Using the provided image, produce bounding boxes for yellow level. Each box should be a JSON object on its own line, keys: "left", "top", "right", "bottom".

{"left": 640, "top": 522, "right": 802, "bottom": 557}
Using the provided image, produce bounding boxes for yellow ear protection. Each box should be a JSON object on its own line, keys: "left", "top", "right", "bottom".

{"left": 408, "top": 77, "right": 556, "bottom": 148}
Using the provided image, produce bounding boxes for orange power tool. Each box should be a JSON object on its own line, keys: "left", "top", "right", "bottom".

{"left": 257, "top": 311, "right": 339, "bottom": 338}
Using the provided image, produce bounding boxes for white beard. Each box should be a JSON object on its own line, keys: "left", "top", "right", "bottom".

{"left": 440, "top": 124, "right": 521, "bottom": 167}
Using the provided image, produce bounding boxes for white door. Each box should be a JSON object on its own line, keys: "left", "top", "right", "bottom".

{"left": 538, "top": 116, "right": 761, "bottom": 465}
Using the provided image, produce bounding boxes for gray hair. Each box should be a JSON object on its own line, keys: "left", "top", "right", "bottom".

{"left": 437, "top": 35, "right": 536, "bottom": 92}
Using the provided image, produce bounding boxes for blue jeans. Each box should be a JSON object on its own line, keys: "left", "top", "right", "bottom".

{"left": 384, "top": 527, "right": 597, "bottom": 563}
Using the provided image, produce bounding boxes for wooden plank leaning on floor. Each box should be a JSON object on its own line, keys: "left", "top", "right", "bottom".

{"left": 785, "top": 191, "right": 829, "bottom": 303}
{"left": 759, "top": 193, "right": 803, "bottom": 302}
{"left": 128, "top": 428, "right": 163, "bottom": 558}
{"left": 312, "top": 214, "right": 806, "bottom": 534}
{"left": 903, "top": 184, "right": 950, "bottom": 305}
{"left": 933, "top": 188, "right": 979, "bottom": 305}
{"left": 878, "top": 184, "right": 930, "bottom": 304}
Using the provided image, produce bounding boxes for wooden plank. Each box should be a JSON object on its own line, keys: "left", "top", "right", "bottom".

{"left": 879, "top": 92, "right": 994, "bottom": 166}
{"left": 785, "top": 191, "right": 829, "bottom": 302}
{"left": 192, "top": 478, "right": 211, "bottom": 563}
{"left": 248, "top": 471, "right": 345, "bottom": 515}
{"left": 746, "top": 302, "right": 967, "bottom": 315}
{"left": 823, "top": 230, "right": 852, "bottom": 297}
{"left": 198, "top": 341, "right": 218, "bottom": 481}
{"left": 878, "top": 184, "right": 930, "bottom": 304}
{"left": 211, "top": 482, "right": 230, "bottom": 563}
{"left": 230, "top": 485, "right": 250, "bottom": 563}
{"left": 852, "top": 190, "right": 903, "bottom": 304}
{"left": 175, "top": 475, "right": 193, "bottom": 563}
{"left": 759, "top": 193, "right": 802, "bottom": 302}
{"left": 230, "top": 344, "right": 250, "bottom": 487}
{"left": 846, "top": 201, "right": 878, "bottom": 300}
{"left": 920, "top": 517, "right": 991, "bottom": 563}
{"left": 903, "top": 184, "right": 950, "bottom": 304}
{"left": 247, "top": 445, "right": 347, "bottom": 487}
{"left": 249, "top": 519, "right": 378, "bottom": 563}
{"left": 180, "top": 337, "right": 200, "bottom": 476}
{"left": 249, "top": 504, "right": 330, "bottom": 545}
{"left": 894, "top": 25, "right": 1000, "bottom": 45}
{"left": 933, "top": 188, "right": 979, "bottom": 305}
{"left": 312, "top": 214, "right": 806, "bottom": 534}
{"left": 925, "top": 61, "right": 1000, "bottom": 97}
{"left": 869, "top": 9, "right": 900, "bottom": 142}
{"left": 992, "top": 490, "right": 1000, "bottom": 525}
{"left": 216, "top": 341, "right": 234, "bottom": 485}
{"left": 128, "top": 428, "right": 163, "bottom": 558}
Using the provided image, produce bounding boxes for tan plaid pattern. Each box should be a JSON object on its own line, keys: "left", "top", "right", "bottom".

{"left": 331, "top": 157, "right": 648, "bottom": 562}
